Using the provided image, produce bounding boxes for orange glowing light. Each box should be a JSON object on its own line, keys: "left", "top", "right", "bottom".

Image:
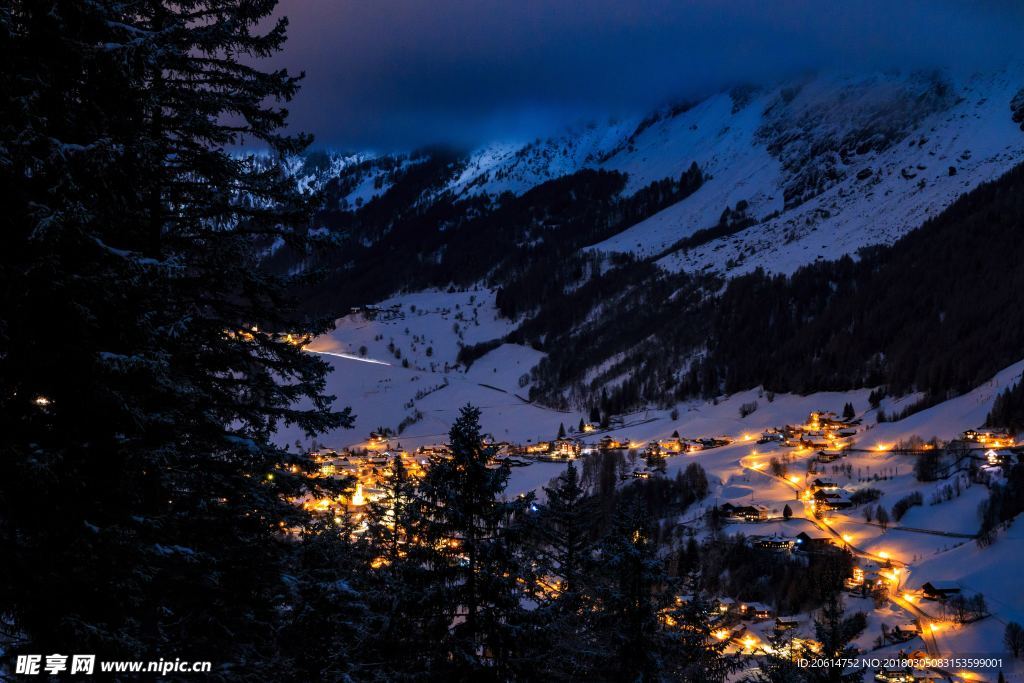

{"left": 351, "top": 482, "right": 366, "bottom": 506}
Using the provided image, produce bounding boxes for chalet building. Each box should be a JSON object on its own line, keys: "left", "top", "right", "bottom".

{"left": 961, "top": 428, "right": 1013, "bottom": 447}
{"left": 758, "top": 430, "right": 785, "bottom": 444}
{"left": 809, "top": 410, "right": 840, "bottom": 424}
{"left": 657, "top": 438, "right": 684, "bottom": 453}
{"left": 795, "top": 532, "right": 836, "bottom": 552}
{"left": 811, "top": 478, "right": 839, "bottom": 491}
{"left": 522, "top": 441, "right": 552, "bottom": 455}
{"left": 813, "top": 489, "right": 853, "bottom": 511}
{"left": 921, "top": 582, "right": 960, "bottom": 600}
{"left": 774, "top": 616, "right": 800, "bottom": 632}
{"left": 890, "top": 623, "right": 919, "bottom": 641}
{"left": 803, "top": 436, "right": 832, "bottom": 450}
{"left": 754, "top": 535, "right": 794, "bottom": 552}
{"left": 721, "top": 503, "right": 768, "bottom": 522}
{"left": 740, "top": 602, "right": 773, "bottom": 620}
{"left": 986, "top": 448, "right": 1012, "bottom": 465}
{"left": 845, "top": 564, "right": 881, "bottom": 591}
{"left": 599, "top": 435, "right": 625, "bottom": 450}
{"left": 716, "top": 597, "right": 736, "bottom": 614}
{"left": 489, "top": 442, "right": 513, "bottom": 456}
{"left": 815, "top": 449, "right": 843, "bottom": 463}
{"left": 553, "top": 438, "right": 581, "bottom": 458}
{"left": 644, "top": 441, "right": 659, "bottom": 455}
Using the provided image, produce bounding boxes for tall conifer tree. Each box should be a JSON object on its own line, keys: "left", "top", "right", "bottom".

{"left": 414, "top": 405, "right": 531, "bottom": 680}
{"left": 0, "top": 0, "right": 349, "bottom": 668}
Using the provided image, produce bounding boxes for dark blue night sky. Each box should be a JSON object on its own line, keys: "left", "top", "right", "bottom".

{"left": 272, "top": 0, "right": 1024, "bottom": 150}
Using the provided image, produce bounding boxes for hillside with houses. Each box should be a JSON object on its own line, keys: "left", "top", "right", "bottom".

{"left": 279, "top": 345, "right": 1024, "bottom": 680}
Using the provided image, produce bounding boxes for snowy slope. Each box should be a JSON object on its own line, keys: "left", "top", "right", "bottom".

{"left": 279, "top": 289, "right": 582, "bottom": 454}
{"left": 432, "top": 67, "right": 1024, "bottom": 278}
{"left": 598, "top": 69, "right": 1024, "bottom": 275}
{"left": 908, "top": 518, "right": 1024, "bottom": 622}
{"left": 865, "top": 360, "right": 1024, "bottom": 444}
{"left": 285, "top": 68, "right": 1023, "bottom": 284}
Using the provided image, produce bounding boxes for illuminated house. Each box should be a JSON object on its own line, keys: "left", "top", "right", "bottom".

{"left": 816, "top": 447, "right": 846, "bottom": 461}
{"left": 722, "top": 504, "right": 768, "bottom": 521}
{"left": 754, "top": 535, "right": 794, "bottom": 552}
{"left": 553, "top": 438, "right": 581, "bottom": 458}
{"left": 985, "top": 448, "right": 1011, "bottom": 465}
{"left": 742, "top": 602, "right": 773, "bottom": 620}
{"left": 417, "top": 444, "right": 451, "bottom": 458}
{"left": 599, "top": 436, "right": 625, "bottom": 450}
{"left": 844, "top": 563, "right": 887, "bottom": 591}
{"left": 657, "top": 439, "right": 684, "bottom": 453}
{"left": 367, "top": 431, "right": 389, "bottom": 448}
{"left": 962, "top": 428, "right": 1013, "bottom": 447}
{"left": 813, "top": 489, "right": 852, "bottom": 511}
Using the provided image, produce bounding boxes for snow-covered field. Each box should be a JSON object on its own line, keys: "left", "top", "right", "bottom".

{"left": 280, "top": 288, "right": 572, "bottom": 453}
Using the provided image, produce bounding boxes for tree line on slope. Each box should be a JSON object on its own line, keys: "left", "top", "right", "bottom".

{"left": 283, "top": 148, "right": 704, "bottom": 318}
{"left": 520, "top": 161, "right": 1024, "bottom": 419}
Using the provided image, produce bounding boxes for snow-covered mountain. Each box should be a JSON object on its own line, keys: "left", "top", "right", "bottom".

{"left": 294, "top": 66, "right": 1024, "bottom": 279}
{"left": 456, "top": 68, "right": 1024, "bottom": 276}
{"left": 278, "top": 65, "right": 1024, "bottom": 419}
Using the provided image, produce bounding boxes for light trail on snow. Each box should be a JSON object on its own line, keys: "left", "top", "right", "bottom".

{"left": 305, "top": 349, "right": 392, "bottom": 366}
